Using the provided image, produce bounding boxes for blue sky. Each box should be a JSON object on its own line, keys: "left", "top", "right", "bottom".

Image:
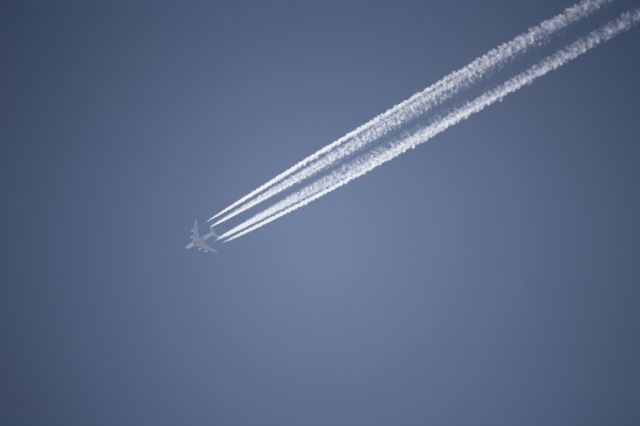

{"left": 4, "top": 1, "right": 640, "bottom": 425}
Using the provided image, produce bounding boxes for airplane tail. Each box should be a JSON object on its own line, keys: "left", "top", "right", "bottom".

{"left": 209, "top": 227, "right": 219, "bottom": 238}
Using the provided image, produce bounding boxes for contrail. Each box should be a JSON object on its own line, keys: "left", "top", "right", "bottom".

{"left": 219, "top": 8, "right": 640, "bottom": 243}
{"left": 209, "top": 0, "right": 611, "bottom": 226}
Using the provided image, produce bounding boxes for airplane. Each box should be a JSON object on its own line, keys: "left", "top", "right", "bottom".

{"left": 185, "top": 220, "right": 218, "bottom": 253}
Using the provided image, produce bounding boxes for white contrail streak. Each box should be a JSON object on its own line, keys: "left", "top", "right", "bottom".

{"left": 209, "top": 0, "right": 611, "bottom": 226}
{"left": 219, "top": 8, "right": 640, "bottom": 243}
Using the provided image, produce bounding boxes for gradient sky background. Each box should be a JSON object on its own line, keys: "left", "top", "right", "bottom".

{"left": 3, "top": 1, "right": 640, "bottom": 425}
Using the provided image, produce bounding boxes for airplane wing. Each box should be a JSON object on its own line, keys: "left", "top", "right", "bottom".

{"left": 201, "top": 242, "right": 218, "bottom": 253}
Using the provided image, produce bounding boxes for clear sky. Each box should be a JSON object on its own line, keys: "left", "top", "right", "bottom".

{"left": 3, "top": 1, "right": 640, "bottom": 425}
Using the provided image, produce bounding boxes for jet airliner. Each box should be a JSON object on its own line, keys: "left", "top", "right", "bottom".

{"left": 185, "top": 220, "right": 218, "bottom": 253}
